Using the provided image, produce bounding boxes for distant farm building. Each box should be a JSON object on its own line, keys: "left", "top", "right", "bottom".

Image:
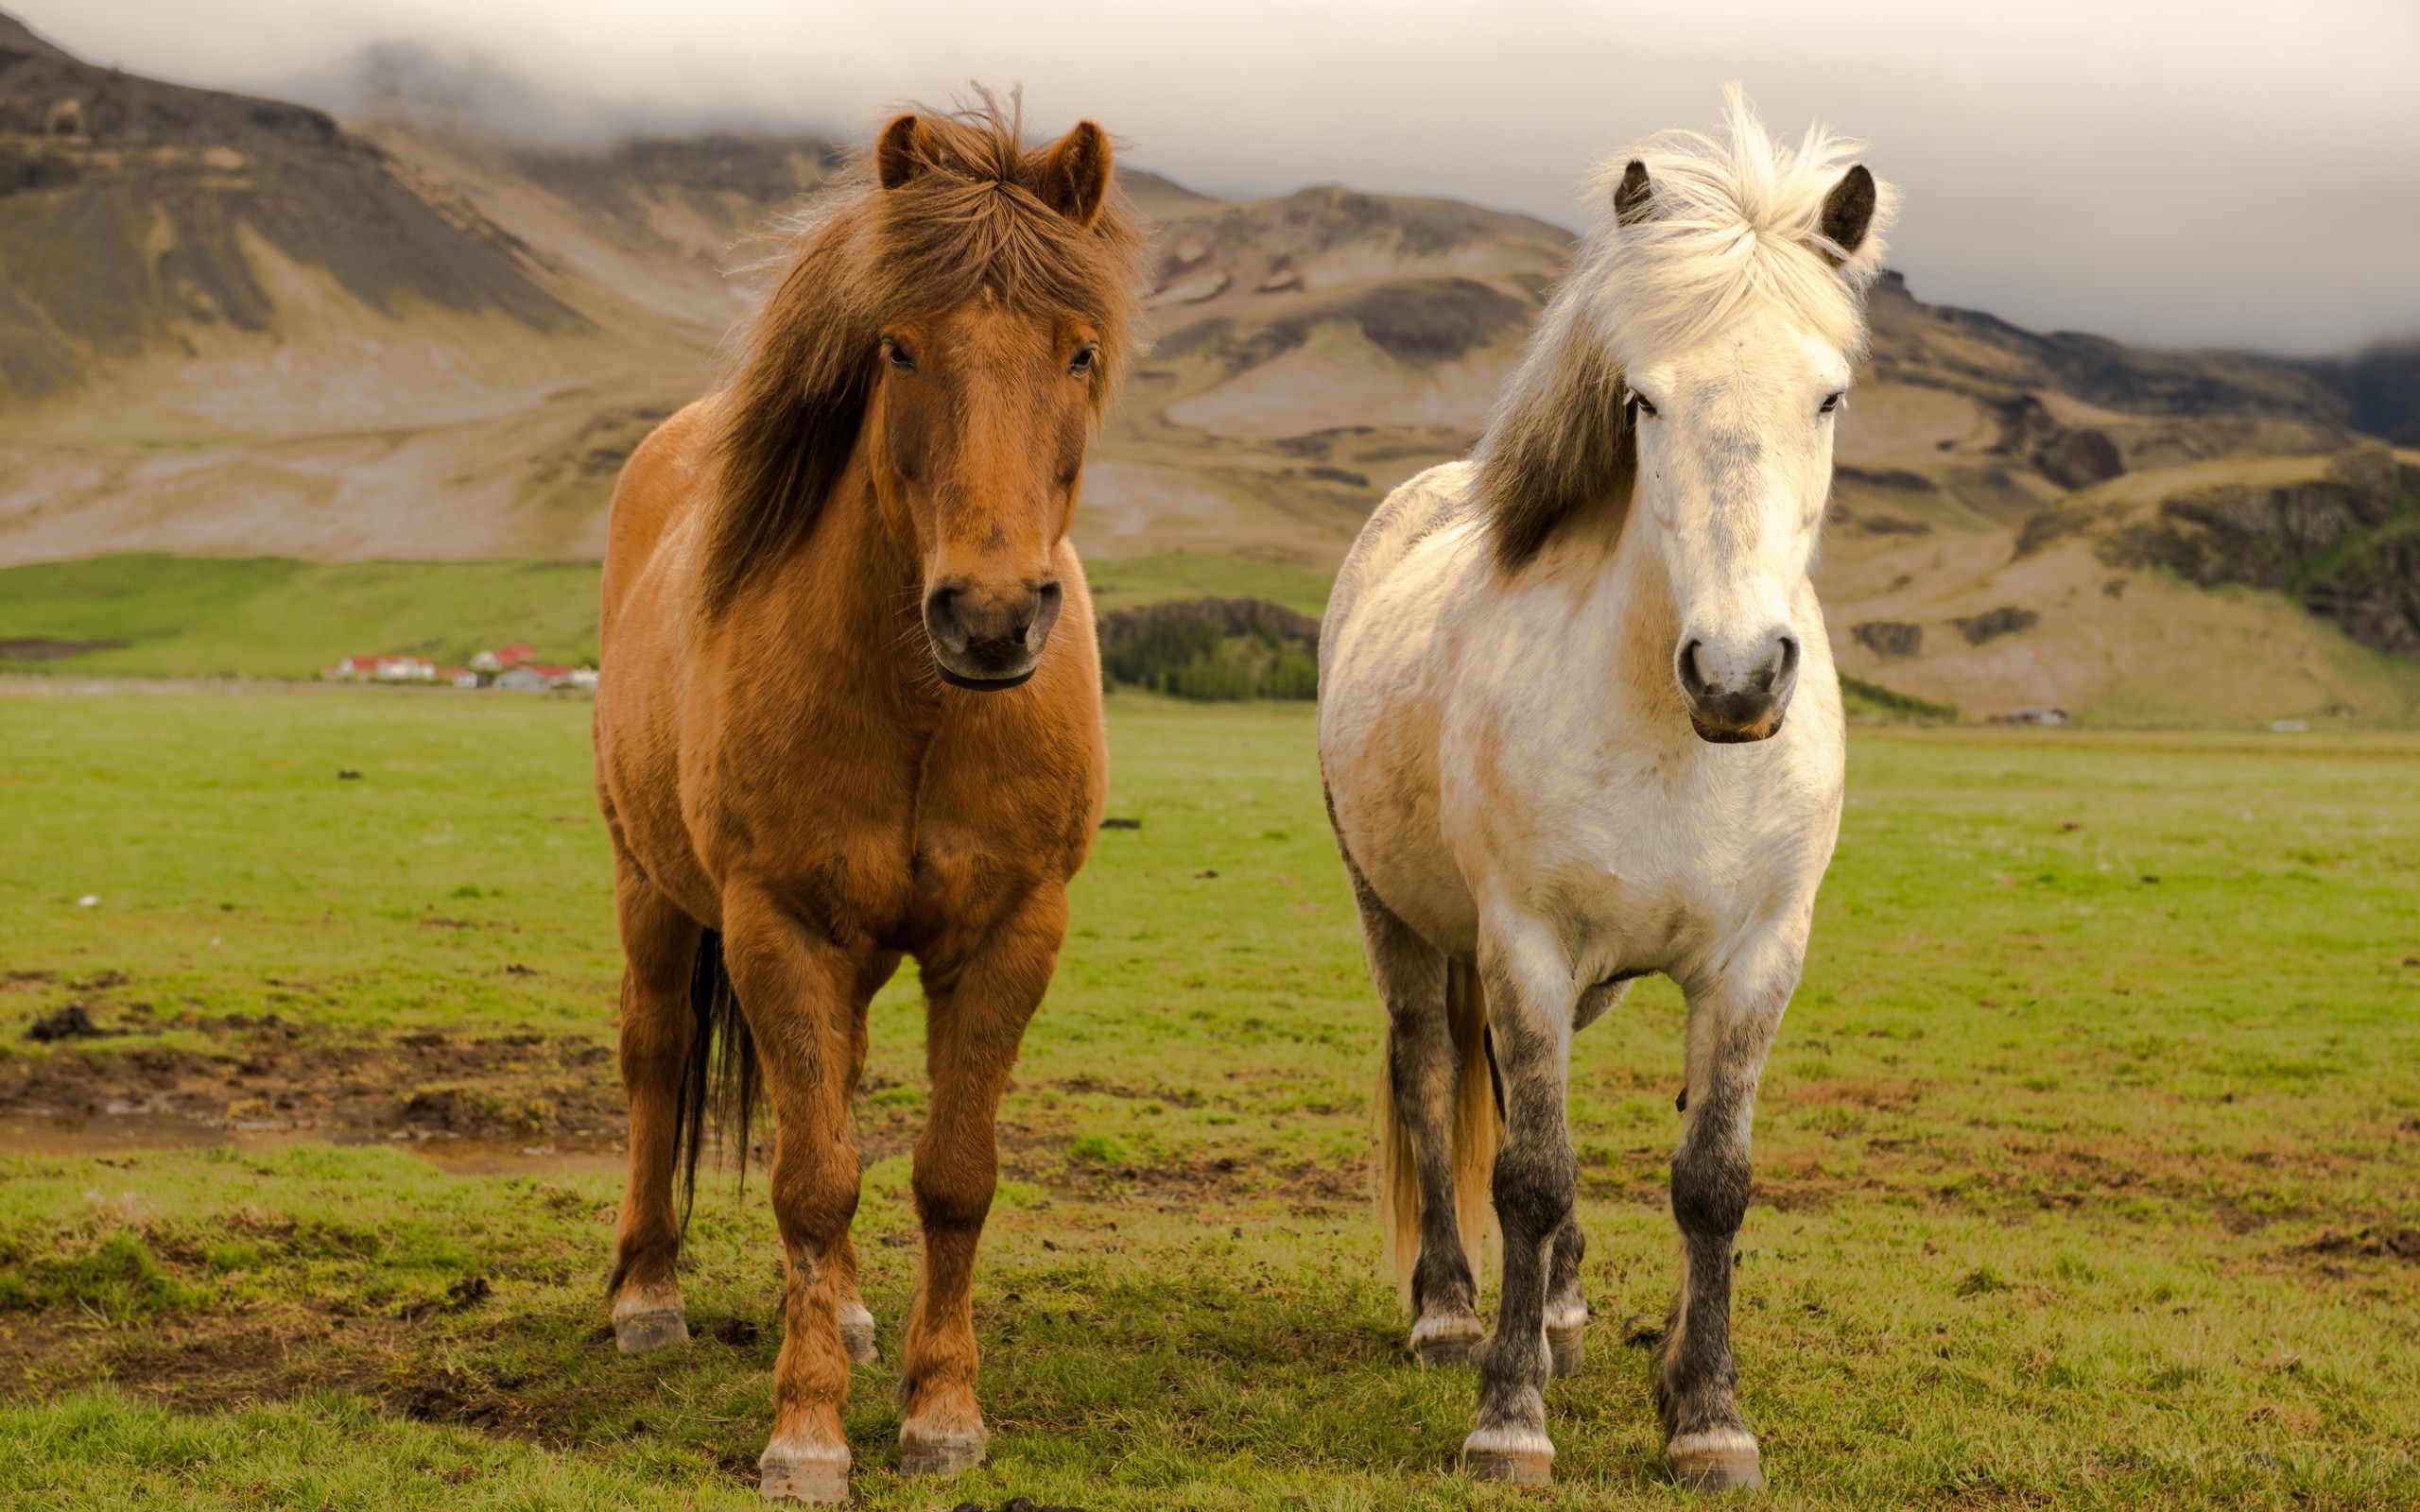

{"left": 470, "top": 643, "right": 538, "bottom": 674}
{"left": 325, "top": 654, "right": 440, "bottom": 682}
{"left": 326, "top": 645, "right": 594, "bottom": 690}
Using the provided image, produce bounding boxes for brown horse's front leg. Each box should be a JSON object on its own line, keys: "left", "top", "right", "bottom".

{"left": 723, "top": 891, "right": 878, "bottom": 1507}
{"left": 835, "top": 948, "right": 900, "bottom": 1366}
{"left": 608, "top": 863, "right": 701, "bottom": 1353}
{"left": 898, "top": 885, "right": 1067, "bottom": 1480}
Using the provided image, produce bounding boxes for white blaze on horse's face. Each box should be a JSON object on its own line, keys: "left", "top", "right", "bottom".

{"left": 1627, "top": 328, "right": 1849, "bottom": 744}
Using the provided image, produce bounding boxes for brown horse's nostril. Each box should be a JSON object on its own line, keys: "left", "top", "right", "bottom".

{"left": 923, "top": 586, "right": 969, "bottom": 654}
{"left": 1028, "top": 580, "right": 1063, "bottom": 651}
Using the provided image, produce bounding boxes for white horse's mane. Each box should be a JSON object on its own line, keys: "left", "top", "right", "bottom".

{"left": 1472, "top": 88, "right": 1898, "bottom": 568}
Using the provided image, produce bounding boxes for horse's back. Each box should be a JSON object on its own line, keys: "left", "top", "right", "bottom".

{"left": 601, "top": 398, "right": 717, "bottom": 647}
{"left": 1322, "top": 461, "right": 1478, "bottom": 677}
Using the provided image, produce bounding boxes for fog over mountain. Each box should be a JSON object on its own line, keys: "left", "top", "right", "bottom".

{"left": 23, "top": 0, "right": 2420, "bottom": 353}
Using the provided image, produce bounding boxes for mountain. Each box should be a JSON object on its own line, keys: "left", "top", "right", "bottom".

{"left": 0, "top": 13, "right": 2414, "bottom": 724}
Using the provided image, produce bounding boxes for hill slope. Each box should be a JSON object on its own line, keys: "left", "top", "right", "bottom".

{"left": 0, "top": 16, "right": 2413, "bottom": 721}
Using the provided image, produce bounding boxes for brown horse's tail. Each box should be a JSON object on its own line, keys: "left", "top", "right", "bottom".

{"left": 677, "top": 928, "right": 762, "bottom": 1228}
{"left": 1377, "top": 957, "right": 1502, "bottom": 1309}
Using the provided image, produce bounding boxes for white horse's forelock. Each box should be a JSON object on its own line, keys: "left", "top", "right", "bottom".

{"left": 1580, "top": 85, "right": 1898, "bottom": 364}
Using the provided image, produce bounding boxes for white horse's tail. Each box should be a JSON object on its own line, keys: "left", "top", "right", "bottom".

{"left": 1378, "top": 958, "right": 1502, "bottom": 1308}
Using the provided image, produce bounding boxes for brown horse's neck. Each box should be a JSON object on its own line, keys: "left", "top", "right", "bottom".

{"left": 749, "top": 438, "right": 939, "bottom": 719}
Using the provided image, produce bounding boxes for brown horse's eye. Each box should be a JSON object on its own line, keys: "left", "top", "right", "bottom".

{"left": 1068, "top": 344, "right": 1098, "bottom": 377}
{"left": 883, "top": 339, "right": 916, "bottom": 372}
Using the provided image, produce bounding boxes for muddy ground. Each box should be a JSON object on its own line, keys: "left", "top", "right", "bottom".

{"left": 3, "top": 1004, "right": 629, "bottom": 1152}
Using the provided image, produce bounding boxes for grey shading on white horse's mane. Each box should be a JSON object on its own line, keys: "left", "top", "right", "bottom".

{"left": 1474, "top": 85, "right": 1899, "bottom": 570}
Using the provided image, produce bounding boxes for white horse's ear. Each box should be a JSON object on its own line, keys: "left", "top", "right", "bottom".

{"left": 1817, "top": 165, "right": 1876, "bottom": 262}
{"left": 1614, "top": 160, "right": 1653, "bottom": 227}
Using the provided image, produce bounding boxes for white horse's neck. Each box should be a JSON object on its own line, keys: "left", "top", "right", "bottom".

{"left": 1493, "top": 495, "right": 1693, "bottom": 734}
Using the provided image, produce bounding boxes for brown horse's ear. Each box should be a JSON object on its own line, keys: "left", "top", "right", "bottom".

{"left": 1614, "top": 160, "right": 1653, "bottom": 227}
{"left": 876, "top": 113, "right": 936, "bottom": 190}
{"left": 1817, "top": 164, "right": 1876, "bottom": 262}
{"left": 1039, "top": 120, "right": 1112, "bottom": 229}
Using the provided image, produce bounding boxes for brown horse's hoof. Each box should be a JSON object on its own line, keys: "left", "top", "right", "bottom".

{"left": 1409, "top": 1313, "right": 1486, "bottom": 1367}
{"left": 614, "top": 1309, "right": 689, "bottom": 1354}
{"left": 1463, "top": 1428, "right": 1554, "bottom": 1486}
{"left": 1668, "top": 1428, "right": 1764, "bottom": 1493}
{"left": 839, "top": 1301, "right": 879, "bottom": 1365}
{"left": 758, "top": 1452, "right": 850, "bottom": 1505}
{"left": 1547, "top": 1321, "right": 1586, "bottom": 1377}
{"left": 898, "top": 1433, "right": 985, "bottom": 1479}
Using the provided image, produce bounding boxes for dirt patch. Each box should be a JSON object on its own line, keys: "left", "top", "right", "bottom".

{"left": 0, "top": 637, "right": 130, "bottom": 662}
{"left": 2297, "top": 1227, "right": 2420, "bottom": 1263}
{"left": 1, "top": 1015, "right": 627, "bottom": 1151}
{"left": 1046, "top": 1149, "right": 1368, "bottom": 1216}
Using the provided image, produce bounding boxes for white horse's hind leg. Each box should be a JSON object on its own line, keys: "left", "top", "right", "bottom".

{"left": 1544, "top": 1209, "right": 1589, "bottom": 1376}
{"left": 1654, "top": 970, "right": 1792, "bottom": 1493}
{"left": 1346, "top": 864, "right": 1488, "bottom": 1365}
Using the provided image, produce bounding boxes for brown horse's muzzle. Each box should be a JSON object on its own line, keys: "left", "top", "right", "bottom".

{"left": 924, "top": 578, "right": 1063, "bottom": 690}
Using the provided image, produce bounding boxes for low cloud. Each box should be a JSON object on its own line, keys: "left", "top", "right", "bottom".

{"left": 23, "top": 0, "right": 2420, "bottom": 352}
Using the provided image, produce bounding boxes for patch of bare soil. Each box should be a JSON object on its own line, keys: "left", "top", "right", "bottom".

{"left": 2296, "top": 1227, "right": 2420, "bottom": 1263}
{"left": 0, "top": 1014, "right": 627, "bottom": 1151}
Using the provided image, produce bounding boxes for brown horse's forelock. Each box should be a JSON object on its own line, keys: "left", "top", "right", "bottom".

{"left": 700, "top": 104, "right": 1146, "bottom": 617}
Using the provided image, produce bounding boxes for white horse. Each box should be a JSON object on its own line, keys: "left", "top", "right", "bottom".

{"left": 1319, "top": 92, "right": 1893, "bottom": 1492}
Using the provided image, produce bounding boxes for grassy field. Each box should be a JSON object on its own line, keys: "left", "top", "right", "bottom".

{"left": 1, "top": 691, "right": 2417, "bottom": 1509}
{"left": 0, "top": 552, "right": 1334, "bottom": 680}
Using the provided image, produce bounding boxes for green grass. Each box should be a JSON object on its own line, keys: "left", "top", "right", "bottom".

{"left": 0, "top": 556, "right": 608, "bottom": 678}
{"left": 3, "top": 694, "right": 2418, "bottom": 1508}
{"left": 0, "top": 551, "right": 1337, "bottom": 680}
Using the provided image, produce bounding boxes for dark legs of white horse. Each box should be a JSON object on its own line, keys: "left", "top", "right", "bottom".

{"left": 1346, "top": 862, "right": 1489, "bottom": 1363}
{"left": 1544, "top": 1207, "right": 1589, "bottom": 1376}
{"left": 1654, "top": 978, "right": 1789, "bottom": 1493}
{"left": 1462, "top": 975, "right": 1573, "bottom": 1486}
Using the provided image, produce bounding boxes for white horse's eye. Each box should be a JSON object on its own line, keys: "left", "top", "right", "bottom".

{"left": 1627, "top": 390, "right": 1659, "bottom": 420}
{"left": 1819, "top": 391, "right": 1843, "bottom": 415}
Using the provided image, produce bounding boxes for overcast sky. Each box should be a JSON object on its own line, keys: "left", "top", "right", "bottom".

{"left": 28, "top": 0, "right": 2420, "bottom": 352}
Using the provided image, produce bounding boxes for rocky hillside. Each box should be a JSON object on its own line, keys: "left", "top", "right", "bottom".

{"left": 0, "top": 15, "right": 584, "bottom": 415}
{"left": 0, "top": 12, "right": 2414, "bottom": 723}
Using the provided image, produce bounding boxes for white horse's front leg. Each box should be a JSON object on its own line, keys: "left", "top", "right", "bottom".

{"left": 1655, "top": 932, "right": 1804, "bottom": 1493}
{"left": 1461, "top": 915, "right": 1577, "bottom": 1486}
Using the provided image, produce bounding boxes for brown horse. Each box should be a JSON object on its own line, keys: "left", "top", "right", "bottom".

{"left": 591, "top": 99, "right": 1142, "bottom": 1505}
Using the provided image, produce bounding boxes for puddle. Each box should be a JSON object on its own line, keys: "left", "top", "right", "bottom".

{"left": 0, "top": 1111, "right": 627, "bottom": 1177}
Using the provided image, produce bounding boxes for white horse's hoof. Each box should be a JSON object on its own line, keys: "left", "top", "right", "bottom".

{"left": 1463, "top": 1426, "right": 1554, "bottom": 1486}
{"left": 838, "top": 1300, "right": 878, "bottom": 1364}
{"left": 1409, "top": 1313, "right": 1486, "bottom": 1367}
{"left": 758, "top": 1452, "right": 850, "bottom": 1504}
{"left": 1547, "top": 1321, "right": 1586, "bottom": 1377}
{"left": 1669, "top": 1427, "right": 1764, "bottom": 1492}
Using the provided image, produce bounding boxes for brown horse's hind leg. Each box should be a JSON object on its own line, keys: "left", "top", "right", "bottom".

{"left": 723, "top": 891, "right": 875, "bottom": 1506}
{"left": 836, "top": 950, "right": 901, "bottom": 1366}
{"left": 896, "top": 886, "right": 1065, "bottom": 1480}
{"left": 608, "top": 862, "right": 700, "bottom": 1353}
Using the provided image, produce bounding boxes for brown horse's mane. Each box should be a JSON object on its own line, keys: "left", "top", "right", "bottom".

{"left": 700, "top": 93, "right": 1146, "bottom": 614}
